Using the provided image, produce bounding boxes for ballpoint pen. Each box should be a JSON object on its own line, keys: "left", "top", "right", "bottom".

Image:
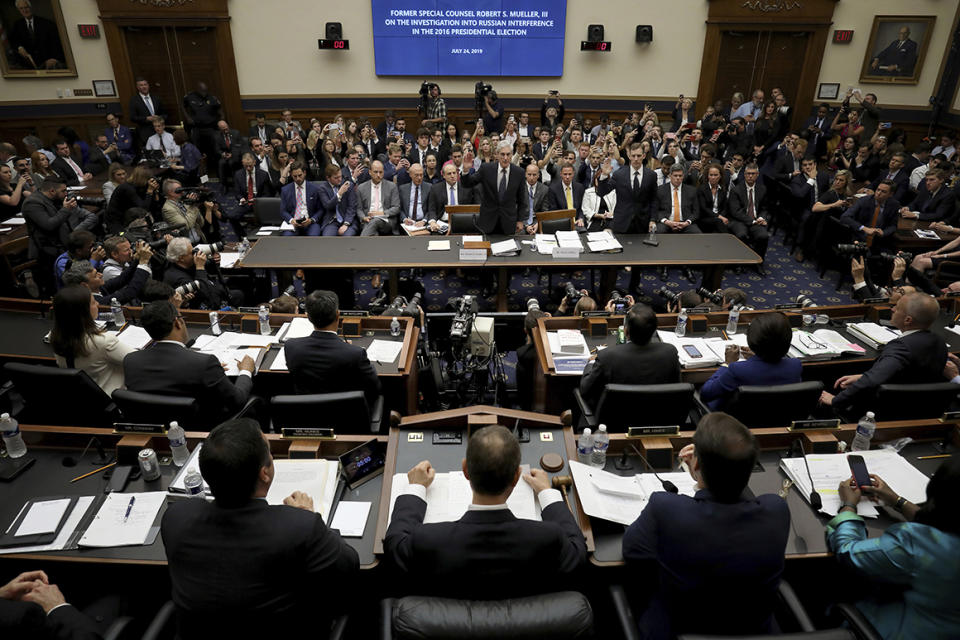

{"left": 123, "top": 496, "right": 136, "bottom": 522}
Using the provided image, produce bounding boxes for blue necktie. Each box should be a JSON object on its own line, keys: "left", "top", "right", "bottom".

{"left": 449, "top": 185, "right": 456, "bottom": 206}
{"left": 334, "top": 186, "right": 343, "bottom": 223}
{"left": 527, "top": 186, "right": 535, "bottom": 224}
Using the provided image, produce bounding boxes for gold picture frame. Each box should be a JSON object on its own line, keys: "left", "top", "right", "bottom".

{"left": 859, "top": 15, "right": 936, "bottom": 86}
{"left": 0, "top": 0, "right": 77, "bottom": 78}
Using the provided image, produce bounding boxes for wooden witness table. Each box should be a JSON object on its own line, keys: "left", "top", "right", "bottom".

{"left": 237, "top": 234, "right": 762, "bottom": 312}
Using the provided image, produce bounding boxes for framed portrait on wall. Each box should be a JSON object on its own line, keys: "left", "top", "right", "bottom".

{"left": 859, "top": 15, "right": 935, "bottom": 85}
{"left": 0, "top": 0, "right": 77, "bottom": 78}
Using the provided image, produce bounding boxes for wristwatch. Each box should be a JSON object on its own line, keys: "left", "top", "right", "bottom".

{"left": 840, "top": 502, "right": 858, "bottom": 512}
{"left": 894, "top": 496, "right": 907, "bottom": 513}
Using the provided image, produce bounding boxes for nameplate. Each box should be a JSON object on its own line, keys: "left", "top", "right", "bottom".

{"left": 939, "top": 411, "right": 960, "bottom": 422}
{"left": 280, "top": 427, "right": 336, "bottom": 439}
{"left": 459, "top": 249, "right": 487, "bottom": 261}
{"left": 788, "top": 419, "right": 841, "bottom": 431}
{"left": 862, "top": 297, "right": 890, "bottom": 304}
{"left": 552, "top": 246, "right": 581, "bottom": 259}
{"left": 626, "top": 425, "right": 680, "bottom": 437}
{"left": 687, "top": 306, "right": 713, "bottom": 314}
{"left": 463, "top": 240, "right": 491, "bottom": 251}
{"left": 340, "top": 310, "right": 368, "bottom": 317}
{"left": 432, "top": 431, "right": 462, "bottom": 445}
{"left": 774, "top": 303, "right": 803, "bottom": 310}
{"left": 581, "top": 311, "right": 612, "bottom": 318}
{"left": 113, "top": 422, "right": 167, "bottom": 435}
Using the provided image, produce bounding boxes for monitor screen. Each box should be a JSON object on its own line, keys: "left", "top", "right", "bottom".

{"left": 372, "top": 0, "right": 567, "bottom": 76}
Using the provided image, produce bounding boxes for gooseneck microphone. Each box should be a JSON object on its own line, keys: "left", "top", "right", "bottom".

{"left": 628, "top": 444, "right": 678, "bottom": 493}
{"left": 791, "top": 439, "right": 822, "bottom": 510}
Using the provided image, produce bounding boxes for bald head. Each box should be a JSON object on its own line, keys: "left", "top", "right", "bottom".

{"left": 894, "top": 292, "right": 939, "bottom": 331}
{"left": 369, "top": 160, "right": 384, "bottom": 184}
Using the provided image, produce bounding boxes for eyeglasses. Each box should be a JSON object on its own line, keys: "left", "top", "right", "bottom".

{"left": 798, "top": 334, "right": 827, "bottom": 350}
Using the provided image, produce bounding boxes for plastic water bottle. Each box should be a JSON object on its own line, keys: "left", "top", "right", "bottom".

{"left": 110, "top": 297, "right": 125, "bottom": 326}
{"left": 851, "top": 411, "right": 876, "bottom": 452}
{"left": 183, "top": 469, "right": 205, "bottom": 497}
{"left": 726, "top": 307, "right": 741, "bottom": 335}
{"left": 167, "top": 421, "right": 190, "bottom": 467}
{"left": 209, "top": 311, "right": 222, "bottom": 336}
{"left": 577, "top": 428, "right": 594, "bottom": 464}
{"left": 591, "top": 424, "right": 609, "bottom": 469}
{"left": 390, "top": 316, "right": 401, "bottom": 337}
{"left": 675, "top": 308, "right": 688, "bottom": 337}
{"left": 0, "top": 413, "right": 26, "bottom": 458}
{"left": 258, "top": 305, "right": 271, "bottom": 335}
{"left": 239, "top": 237, "right": 251, "bottom": 260}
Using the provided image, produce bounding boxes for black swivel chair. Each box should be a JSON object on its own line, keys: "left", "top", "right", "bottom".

{"left": 874, "top": 382, "right": 959, "bottom": 421}
{"left": 722, "top": 381, "right": 825, "bottom": 428}
{"left": 112, "top": 389, "right": 200, "bottom": 428}
{"left": 270, "top": 391, "right": 384, "bottom": 434}
{"left": 381, "top": 592, "right": 593, "bottom": 640}
{"left": 142, "top": 600, "right": 348, "bottom": 640}
{"left": 2, "top": 362, "right": 120, "bottom": 427}
{"left": 253, "top": 197, "right": 283, "bottom": 226}
{"left": 574, "top": 383, "right": 696, "bottom": 432}
{"left": 448, "top": 211, "right": 479, "bottom": 234}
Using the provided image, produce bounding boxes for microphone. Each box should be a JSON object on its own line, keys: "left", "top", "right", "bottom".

{"left": 628, "top": 444, "right": 678, "bottom": 493}
{"left": 471, "top": 213, "right": 486, "bottom": 237}
{"left": 791, "top": 439, "right": 822, "bottom": 510}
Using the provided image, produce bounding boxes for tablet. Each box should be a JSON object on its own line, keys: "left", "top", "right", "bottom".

{"left": 338, "top": 439, "right": 386, "bottom": 490}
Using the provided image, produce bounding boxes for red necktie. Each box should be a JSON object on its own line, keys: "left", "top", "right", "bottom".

{"left": 247, "top": 173, "right": 254, "bottom": 200}
{"left": 224, "top": 133, "right": 231, "bottom": 147}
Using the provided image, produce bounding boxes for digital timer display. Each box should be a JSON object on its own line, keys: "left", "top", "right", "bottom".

{"left": 580, "top": 40, "right": 612, "bottom": 51}
{"left": 318, "top": 39, "right": 349, "bottom": 50}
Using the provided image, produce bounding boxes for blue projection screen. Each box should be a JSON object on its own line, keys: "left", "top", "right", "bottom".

{"left": 372, "top": 0, "right": 567, "bottom": 76}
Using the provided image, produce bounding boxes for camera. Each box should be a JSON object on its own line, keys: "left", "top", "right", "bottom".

{"left": 384, "top": 293, "right": 422, "bottom": 324}
{"left": 526, "top": 298, "right": 540, "bottom": 312}
{"left": 656, "top": 287, "right": 680, "bottom": 304}
{"left": 75, "top": 196, "right": 106, "bottom": 208}
{"left": 176, "top": 280, "right": 202, "bottom": 296}
{"left": 194, "top": 242, "right": 224, "bottom": 256}
{"left": 835, "top": 242, "right": 870, "bottom": 257}
{"left": 562, "top": 282, "right": 583, "bottom": 307}
{"left": 796, "top": 294, "right": 817, "bottom": 309}
{"left": 880, "top": 251, "right": 913, "bottom": 263}
{"left": 696, "top": 287, "right": 724, "bottom": 305}
{"left": 449, "top": 295, "right": 478, "bottom": 342}
{"left": 608, "top": 291, "right": 629, "bottom": 314}
{"left": 474, "top": 81, "right": 492, "bottom": 98}
{"left": 175, "top": 186, "right": 217, "bottom": 204}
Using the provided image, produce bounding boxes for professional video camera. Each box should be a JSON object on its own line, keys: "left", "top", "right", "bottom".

{"left": 448, "top": 295, "right": 479, "bottom": 342}
{"left": 384, "top": 292, "right": 423, "bottom": 327}
{"left": 880, "top": 250, "right": 914, "bottom": 263}
{"left": 368, "top": 289, "right": 389, "bottom": 315}
{"left": 835, "top": 242, "right": 870, "bottom": 257}
{"left": 175, "top": 185, "right": 218, "bottom": 204}
{"left": 656, "top": 287, "right": 680, "bottom": 304}
{"left": 474, "top": 81, "right": 493, "bottom": 118}
{"left": 563, "top": 282, "right": 582, "bottom": 306}
{"left": 418, "top": 81, "right": 436, "bottom": 115}
{"left": 696, "top": 287, "right": 724, "bottom": 306}
{"left": 608, "top": 291, "right": 630, "bottom": 314}
{"left": 74, "top": 196, "right": 106, "bottom": 208}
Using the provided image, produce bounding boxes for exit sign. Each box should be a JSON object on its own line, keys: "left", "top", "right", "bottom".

{"left": 833, "top": 30, "right": 854, "bottom": 44}
{"left": 77, "top": 24, "right": 100, "bottom": 39}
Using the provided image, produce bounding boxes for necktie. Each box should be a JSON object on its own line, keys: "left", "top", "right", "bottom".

{"left": 887, "top": 172, "right": 894, "bottom": 180}
{"left": 498, "top": 168, "right": 507, "bottom": 201}
{"left": 412, "top": 184, "right": 420, "bottom": 219}
{"left": 144, "top": 95, "right": 154, "bottom": 116}
{"left": 295, "top": 185, "right": 305, "bottom": 220}
{"left": 633, "top": 170, "right": 640, "bottom": 196}
{"left": 565, "top": 185, "right": 573, "bottom": 209}
{"left": 114, "top": 128, "right": 120, "bottom": 144}
{"left": 528, "top": 186, "right": 535, "bottom": 224}
{"left": 224, "top": 133, "right": 231, "bottom": 148}
{"left": 672, "top": 187, "right": 681, "bottom": 222}
{"left": 66, "top": 158, "right": 83, "bottom": 180}
{"left": 27, "top": 19, "right": 34, "bottom": 37}
{"left": 449, "top": 185, "right": 456, "bottom": 206}
{"left": 247, "top": 173, "right": 254, "bottom": 200}
{"left": 866, "top": 204, "right": 881, "bottom": 247}
{"left": 747, "top": 188, "right": 755, "bottom": 219}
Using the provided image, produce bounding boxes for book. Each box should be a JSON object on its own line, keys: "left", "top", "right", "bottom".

{"left": 568, "top": 461, "right": 697, "bottom": 525}
{"left": 789, "top": 329, "right": 867, "bottom": 361}
{"left": 846, "top": 322, "right": 901, "bottom": 349}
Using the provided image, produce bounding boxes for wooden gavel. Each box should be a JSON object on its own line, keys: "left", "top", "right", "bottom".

{"left": 552, "top": 475, "right": 573, "bottom": 513}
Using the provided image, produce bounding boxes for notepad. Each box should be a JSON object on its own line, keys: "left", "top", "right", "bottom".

{"left": 278, "top": 317, "right": 314, "bottom": 341}
{"left": 79, "top": 492, "right": 166, "bottom": 548}
{"left": 428, "top": 240, "right": 450, "bottom": 251}
{"left": 330, "top": 501, "right": 371, "bottom": 537}
{"left": 114, "top": 325, "right": 152, "bottom": 350}
{"left": 568, "top": 461, "right": 698, "bottom": 525}
{"left": 265, "top": 459, "right": 340, "bottom": 522}
{"left": 0, "top": 497, "right": 94, "bottom": 556}
{"left": 367, "top": 339, "right": 403, "bottom": 364}
{"left": 15, "top": 499, "right": 71, "bottom": 537}
{"left": 218, "top": 252, "right": 241, "bottom": 269}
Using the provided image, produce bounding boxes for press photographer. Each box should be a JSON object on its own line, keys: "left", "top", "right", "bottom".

{"left": 556, "top": 282, "right": 597, "bottom": 316}
{"left": 477, "top": 82, "right": 504, "bottom": 134}
{"left": 163, "top": 237, "right": 242, "bottom": 309}
{"left": 161, "top": 179, "right": 222, "bottom": 245}
{"left": 61, "top": 241, "right": 153, "bottom": 305}
{"left": 419, "top": 82, "right": 446, "bottom": 129}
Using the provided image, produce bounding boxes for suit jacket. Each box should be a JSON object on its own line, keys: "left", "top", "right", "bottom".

{"left": 517, "top": 181, "right": 551, "bottom": 227}
{"left": 284, "top": 331, "right": 381, "bottom": 406}
{"left": 83, "top": 146, "right": 117, "bottom": 176}
{"left": 316, "top": 180, "right": 357, "bottom": 228}
{"left": 356, "top": 179, "right": 401, "bottom": 232}
{"left": 728, "top": 182, "right": 769, "bottom": 225}
{"left": 695, "top": 183, "right": 730, "bottom": 225}
{"left": 128, "top": 93, "right": 167, "bottom": 144}
{"left": 280, "top": 180, "right": 323, "bottom": 225}
{"left": 789, "top": 172, "right": 832, "bottom": 214}
{"left": 248, "top": 123, "right": 273, "bottom": 141}
{"left": 623, "top": 489, "right": 790, "bottom": 639}
{"left": 215, "top": 128, "right": 243, "bottom": 158}
{"left": 426, "top": 181, "right": 475, "bottom": 222}
{"left": 341, "top": 164, "right": 370, "bottom": 186}
{"left": 161, "top": 497, "right": 358, "bottom": 639}
{"left": 233, "top": 168, "right": 275, "bottom": 202}
{"left": 385, "top": 494, "right": 586, "bottom": 600}
{"left": 407, "top": 146, "right": 433, "bottom": 167}
{"left": 579, "top": 341, "right": 681, "bottom": 409}
{"left": 870, "top": 170, "right": 910, "bottom": 204}
{"left": 833, "top": 330, "right": 947, "bottom": 418}
{"left": 910, "top": 187, "right": 954, "bottom": 222}
{"left": 840, "top": 195, "right": 900, "bottom": 241}
{"left": 577, "top": 163, "right": 601, "bottom": 189}
{"left": 0, "top": 599, "right": 102, "bottom": 640}
{"left": 105, "top": 125, "right": 135, "bottom": 161}
{"left": 874, "top": 38, "right": 919, "bottom": 75}
{"left": 547, "top": 180, "right": 585, "bottom": 220}
{"left": 9, "top": 15, "right": 64, "bottom": 68}
{"left": 50, "top": 156, "right": 85, "bottom": 187}
{"left": 700, "top": 356, "right": 803, "bottom": 411}
{"left": 21, "top": 192, "right": 72, "bottom": 259}
{"left": 597, "top": 165, "right": 658, "bottom": 233}
{"left": 459, "top": 162, "right": 528, "bottom": 234}
{"left": 800, "top": 115, "right": 832, "bottom": 155}
{"left": 655, "top": 183, "right": 699, "bottom": 225}
{"left": 398, "top": 181, "right": 432, "bottom": 223}
{"left": 123, "top": 342, "right": 253, "bottom": 424}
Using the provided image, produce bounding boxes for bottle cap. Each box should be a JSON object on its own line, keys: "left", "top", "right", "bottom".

{"left": 169, "top": 421, "right": 179, "bottom": 429}
{"left": 0, "top": 413, "right": 8, "bottom": 420}
{"left": 866, "top": 411, "right": 875, "bottom": 419}
{"left": 598, "top": 424, "right": 607, "bottom": 432}
{"left": 582, "top": 427, "right": 592, "bottom": 436}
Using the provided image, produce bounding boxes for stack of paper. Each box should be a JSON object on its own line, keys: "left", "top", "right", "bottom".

{"left": 388, "top": 465, "right": 540, "bottom": 525}
{"left": 491, "top": 239, "right": 521, "bottom": 256}
{"left": 367, "top": 339, "right": 403, "bottom": 364}
{"left": 265, "top": 459, "right": 341, "bottom": 522}
{"left": 704, "top": 334, "right": 750, "bottom": 362}
{"left": 586, "top": 232, "right": 623, "bottom": 252}
{"left": 568, "top": 461, "right": 697, "bottom": 525}
{"left": 534, "top": 234, "right": 557, "bottom": 254}
{"left": 78, "top": 492, "right": 166, "bottom": 548}
{"left": 0, "top": 497, "right": 94, "bottom": 556}
{"left": 789, "top": 329, "right": 867, "bottom": 361}
{"left": 657, "top": 331, "right": 723, "bottom": 368}
{"left": 191, "top": 331, "right": 277, "bottom": 375}
{"left": 427, "top": 240, "right": 450, "bottom": 251}
{"left": 555, "top": 230, "right": 583, "bottom": 252}
{"left": 846, "top": 322, "right": 901, "bottom": 349}
{"left": 218, "top": 252, "right": 241, "bottom": 269}
{"left": 113, "top": 325, "right": 152, "bottom": 350}
{"left": 779, "top": 449, "right": 930, "bottom": 517}
{"left": 277, "top": 317, "right": 315, "bottom": 341}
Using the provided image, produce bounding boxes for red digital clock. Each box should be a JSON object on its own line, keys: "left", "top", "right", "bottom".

{"left": 318, "top": 39, "right": 349, "bottom": 50}
{"left": 580, "top": 40, "right": 612, "bottom": 51}
{"left": 77, "top": 24, "right": 100, "bottom": 39}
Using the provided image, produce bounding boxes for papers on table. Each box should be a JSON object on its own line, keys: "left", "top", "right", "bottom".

{"left": 534, "top": 234, "right": 557, "bottom": 254}
{"left": 218, "top": 252, "right": 241, "bottom": 269}
{"left": 3, "top": 216, "right": 26, "bottom": 226}
{"left": 704, "top": 333, "right": 750, "bottom": 362}
{"left": 586, "top": 231, "right": 623, "bottom": 253}
{"left": 555, "top": 230, "right": 583, "bottom": 252}
{"left": 779, "top": 449, "right": 930, "bottom": 517}
{"left": 788, "top": 329, "right": 867, "bottom": 361}
{"left": 330, "top": 501, "right": 371, "bottom": 537}
{"left": 491, "top": 239, "right": 521, "bottom": 256}
{"left": 388, "top": 465, "right": 541, "bottom": 525}
{"left": 0, "top": 497, "right": 94, "bottom": 556}
{"left": 265, "top": 459, "right": 340, "bottom": 522}
{"left": 15, "top": 499, "right": 71, "bottom": 536}
{"left": 657, "top": 331, "right": 723, "bottom": 368}
{"left": 462, "top": 235, "right": 483, "bottom": 244}
{"left": 915, "top": 228, "right": 939, "bottom": 239}
{"left": 113, "top": 325, "right": 152, "bottom": 350}
{"left": 428, "top": 240, "right": 450, "bottom": 251}
{"left": 268, "top": 347, "right": 288, "bottom": 371}
{"left": 568, "top": 461, "right": 698, "bottom": 525}
{"left": 191, "top": 331, "right": 276, "bottom": 375}
{"left": 279, "top": 221, "right": 295, "bottom": 231}
{"left": 277, "top": 317, "right": 314, "bottom": 342}
{"left": 367, "top": 339, "right": 403, "bottom": 365}
{"left": 78, "top": 492, "right": 166, "bottom": 548}
{"left": 846, "top": 322, "right": 902, "bottom": 349}
{"left": 258, "top": 226, "right": 280, "bottom": 232}
{"left": 547, "top": 330, "right": 590, "bottom": 374}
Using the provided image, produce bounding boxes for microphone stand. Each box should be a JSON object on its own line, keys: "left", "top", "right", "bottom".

{"left": 627, "top": 444, "right": 678, "bottom": 493}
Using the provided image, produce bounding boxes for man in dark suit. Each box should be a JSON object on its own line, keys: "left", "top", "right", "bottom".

{"left": 128, "top": 77, "right": 166, "bottom": 146}
{"left": 231, "top": 153, "right": 274, "bottom": 237}
{"left": 870, "top": 26, "right": 919, "bottom": 77}
{"left": 579, "top": 304, "right": 681, "bottom": 409}
{"left": 791, "top": 157, "right": 833, "bottom": 261}
{"left": 407, "top": 128, "right": 433, "bottom": 167}
{"left": 0, "top": 569, "right": 103, "bottom": 640}
{"left": 280, "top": 162, "right": 324, "bottom": 236}
{"left": 547, "top": 163, "right": 585, "bottom": 226}
{"left": 841, "top": 180, "right": 900, "bottom": 247}
{"left": 597, "top": 143, "right": 658, "bottom": 233}
{"left": 654, "top": 165, "right": 700, "bottom": 234}
{"left": 50, "top": 140, "right": 91, "bottom": 187}
{"left": 385, "top": 424, "right": 587, "bottom": 600}
{"left": 728, "top": 164, "right": 770, "bottom": 267}
{"left": 800, "top": 103, "right": 832, "bottom": 160}
{"left": 577, "top": 148, "right": 603, "bottom": 188}
{"left": 398, "top": 163, "right": 432, "bottom": 229}
{"left": 868, "top": 153, "right": 910, "bottom": 204}
{"left": 427, "top": 164, "right": 475, "bottom": 232}
{"left": 901, "top": 169, "right": 954, "bottom": 222}
{"left": 518, "top": 163, "right": 551, "bottom": 235}
{"left": 124, "top": 301, "right": 254, "bottom": 423}
{"left": 214, "top": 120, "right": 243, "bottom": 188}
{"left": 459, "top": 141, "right": 527, "bottom": 234}
{"left": 9, "top": 0, "right": 65, "bottom": 70}
{"left": 22, "top": 179, "right": 82, "bottom": 295}
{"left": 161, "top": 418, "right": 358, "bottom": 639}
{"left": 104, "top": 113, "right": 135, "bottom": 164}
{"left": 316, "top": 164, "right": 358, "bottom": 236}
{"left": 623, "top": 412, "right": 790, "bottom": 639}
{"left": 248, "top": 113, "right": 272, "bottom": 143}
{"left": 375, "top": 110, "right": 397, "bottom": 142}
{"left": 341, "top": 149, "right": 370, "bottom": 186}
{"left": 822, "top": 293, "right": 947, "bottom": 420}
{"left": 284, "top": 290, "right": 381, "bottom": 406}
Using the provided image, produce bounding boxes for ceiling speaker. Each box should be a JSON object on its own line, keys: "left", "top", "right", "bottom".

{"left": 587, "top": 25, "right": 604, "bottom": 42}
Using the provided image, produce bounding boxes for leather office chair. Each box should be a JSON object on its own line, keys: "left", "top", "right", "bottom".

{"left": 270, "top": 391, "right": 384, "bottom": 434}
{"left": 722, "top": 381, "right": 824, "bottom": 428}
{"left": 447, "top": 211, "right": 480, "bottom": 235}
{"left": 142, "top": 601, "right": 348, "bottom": 640}
{"left": 536, "top": 208, "right": 576, "bottom": 234}
{"left": 111, "top": 389, "right": 200, "bottom": 429}
{"left": 380, "top": 592, "right": 593, "bottom": 640}
{"left": 574, "top": 383, "right": 696, "bottom": 432}
{"left": 874, "top": 382, "right": 959, "bottom": 421}
{"left": 253, "top": 197, "right": 283, "bottom": 226}
{"left": 2, "top": 362, "right": 120, "bottom": 427}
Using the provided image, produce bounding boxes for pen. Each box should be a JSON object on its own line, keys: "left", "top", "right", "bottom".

{"left": 231, "top": 345, "right": 271, "bottom": 350}
{"left": 721, "top": 329, "right": 729, "bottom": 340}
{"left": 123, "top": 496, "right": 135, "bottom": 522}
{"left": 69, "top": 461, "right": 116, "bottom": 483}
{"left": 917, "top": 454, "right": 952, "bottom": 460}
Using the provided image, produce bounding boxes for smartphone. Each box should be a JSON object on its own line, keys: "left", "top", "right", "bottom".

{"left": 847, "top": 454, "right": 872, "bottom": 488}
{"left": 329, "top": 124, "right": 339, "bottom": 132}
{"left": 880, "top": 122, "right": 892, "bottom": 129}
{"left": 682, "top": 345, "right": 703, "bottom": 358}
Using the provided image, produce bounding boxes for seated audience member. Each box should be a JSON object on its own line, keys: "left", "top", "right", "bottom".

{"left": 623, "top": 412, "right": 790, "bottom": 639}
{"left": 51, "top": 285, "right": 134, "bottom": 395}
{"left": 104, "top": 112, "right": 135, "bottom": 164}
{"left": 579, "top": 304, "right": 681, "bottom": 409}
{"left": 900, "top": 169, "right": 953, "bottom": 221}
{"left": 426, "top": 163, "right": 474, "bottom": 231}
{"left": 385, "top": 425, "right": 586, "bottom": 599}
{"left": 54, "top": 230, "right": 102, "bottom": 289}
{"left": 866, "top": 152, "right": 910, "bottom": 203}
{"left": 398, "top": 163, "right": 431, "bottom": 229}
{"left": 100, "top": 235, "right": 133, "bottom": 283}
{"left": 284, "top": 290, "right": 381, "bottom": 406}
{"left": 316, "top": 163, "right": 358, "bottom": 236}
{"left": 821, "top": 293, "right": 946, "bottom": 419}
{"left": 144, "top": 119, "right": 180, "bottom": 161}
{"left": 84, "top": 134, "right": 119, "bottom": 176}
{"left": 827, "top": 457, "right": 960, "bottom": 639}
{"left": 50, "top": 138, "right": 92, "bottom": 187}
{"left": 231, "top": 152, "right": 274, "bottom": 237}
{"left": 0, "top": 570, "right": 104, "bottom": 640}
{"left": 931, "top": 132, "right": 957, "bottom": 161}
{"left": 22, "top": 179, "right": 92, "bottom": 295}
{"left": 104, "top": 166, "right": 159, "bottom": 234}
{"left": 163, "top": 237, "right": 236, "bottom": 310}
{"left": 358, "top": 160, "right": 400, "bottom": 236}
{"left": 727, "top": 163, "right": 769, "bottom": 265}
{"left": 61, "top": 247, "right": 151, "bottom": 306}
{"left": 100, "top": 163, "right": 126, "bottom": 206}
{"left": 280, "top": 162, "right": 323, "bottom": 236}
{"left": 840, "top": 180, "right": 899, "bottom": 247}
{"left": 161, "top": 418, "right": 358, "bottom": 639}
{"left": 162, "top": 179, "right": 216, "bottom": 243}
{"left": 695, "top": 162, "right": 730, "bottom": 234}
{"left": 654, "top": 165, "right": 700, "bottom": 234}
{"left": 699, "top": 312, "right": 801, "bottom": 410}
{"left": 0, "top": 163, "right": 32, "bottom": 220}
{"left": 171, "top": 129, "right": 202, "bottom": 184}
{"left": 124, "top": 301, "right": 254, "bottom": 422}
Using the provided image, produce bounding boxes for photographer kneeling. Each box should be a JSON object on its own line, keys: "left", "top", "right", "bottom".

{"left": 61, "top": 241, "right": 153, "bottom": 306}
{"left": 163, "top": 237, "right": 241, "bottom": 310}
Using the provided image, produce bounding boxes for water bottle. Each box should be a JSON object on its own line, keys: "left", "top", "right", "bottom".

{"left": 726, "top": 307, "right": 740, "bottom": 335}
{"left": 851, "top": 411, "right": 876, "bottom": 452}
{"left": 0, "top": 413, "right": 26, "bottom": 458}
{"left": 209, "top": 311, "right": 222, "bottom": 336}
{"left": 167, "top": 421, "right": 190, "bottom": 467}
{"left": 258, "top": 305, "right": 271, "bottom": 336}
{"left": 110, "top": 297, "right": 125, "bottom": 326}
{"left": 591, "top": 424, "right": 609, "bottom": 469}
{"left": 390, "top": 316, "right": 401, "bottom": 337}
{"left": 577, "top": 428, "right": 594, "bottom": 465}
{"left": 675, "top": 308, "right": 687, "bottom": 337}
{"left": 183, "top": 469, "right": 205, "bottom": 497}
{"left": 239, "top": 237, "right": 251, "bottom": 260}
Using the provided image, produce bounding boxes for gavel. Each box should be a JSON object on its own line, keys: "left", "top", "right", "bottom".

{"left": 552, "top": 475, "right": 574, "bottom": 513}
